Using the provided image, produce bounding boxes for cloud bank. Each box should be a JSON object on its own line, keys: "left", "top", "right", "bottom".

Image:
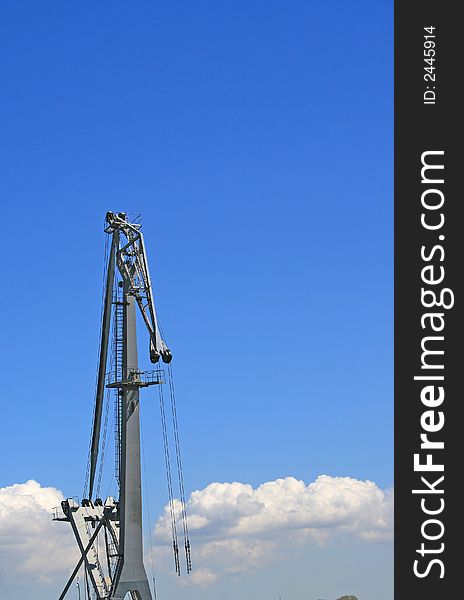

{"left": 0, "top": 475, "right": 392, "bottom": 588}
{"left": 155, "top": 475, "right": 393, "bottom": 585}
{"left": 0, "top": 480, "right": 77, "bottom": 584}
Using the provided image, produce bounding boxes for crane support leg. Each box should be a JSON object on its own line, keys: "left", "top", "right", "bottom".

{"left": 59, "top": 513, "right": 106, "bottom": 600}
{"left": 112, "top": 293, "right": 152, "bottom": 599}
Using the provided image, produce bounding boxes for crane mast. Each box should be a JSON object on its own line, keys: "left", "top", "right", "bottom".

{"left": 89, "top": 212, "right": 172, "bottom": 501}
{"left": 55, "top": 212, "right": 188, "bottom": 600}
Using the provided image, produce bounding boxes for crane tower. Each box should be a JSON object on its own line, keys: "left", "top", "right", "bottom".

{"left": 55, "top": 212, "right": 190, "bottom": 599}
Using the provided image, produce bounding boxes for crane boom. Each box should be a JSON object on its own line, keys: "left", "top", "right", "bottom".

{"left": 106, "top": 211, "right": 172, "bottom": 364}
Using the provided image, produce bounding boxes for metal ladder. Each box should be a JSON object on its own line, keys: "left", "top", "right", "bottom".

{"left": 113, "top": 297, "right": 124, "bottom": 486}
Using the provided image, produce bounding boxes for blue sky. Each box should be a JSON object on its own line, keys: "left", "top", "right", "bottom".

{"left": 0, "top": 1, "right": 392, "bottom": 598}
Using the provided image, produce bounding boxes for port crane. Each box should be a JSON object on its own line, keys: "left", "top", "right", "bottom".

{"left": 55, "top": 212, "right": 190, "bottom": 599}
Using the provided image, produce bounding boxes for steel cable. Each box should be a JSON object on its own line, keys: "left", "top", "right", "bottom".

{"left": 167, "top": 364, "right": 191, "bottom": 573}
{"left": 158, "top": 382, "right": 181, "bottom": 575}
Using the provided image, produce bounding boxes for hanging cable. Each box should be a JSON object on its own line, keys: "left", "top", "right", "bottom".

{"left": 158, "top": 382, "right": 181, "bottom": 575}
{"left": 96, "top": 387, "right": 111, "bottom": 498}
{"left": 167, "top": 364, "right": 191, "bottom": 573}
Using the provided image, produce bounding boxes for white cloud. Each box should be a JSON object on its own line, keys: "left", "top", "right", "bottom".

{"left": 182, "top": 567, "right": 218, "bottom": 587}
{"left": 0, "top": 475, "right": 392, "bottom": 590}
{"left": 0, "top": 480, "right": 77, "bottom": 584}
{"left": 155, "top": 475, "right": 393, "bottom": 585}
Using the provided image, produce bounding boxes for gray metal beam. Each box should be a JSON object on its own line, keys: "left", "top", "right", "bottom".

{"left": 59, "top": 516, "right": 106, "bottom": 600}
{"left": 89, "top": 232, "right": 118, "bottom": 499}
{"left": 112, "top": 292, "right": 152, "bottom": 599}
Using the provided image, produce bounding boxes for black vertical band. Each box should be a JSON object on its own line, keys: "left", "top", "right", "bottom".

{"left": 395, "top": 2, "right": 462, "bottom": 596}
